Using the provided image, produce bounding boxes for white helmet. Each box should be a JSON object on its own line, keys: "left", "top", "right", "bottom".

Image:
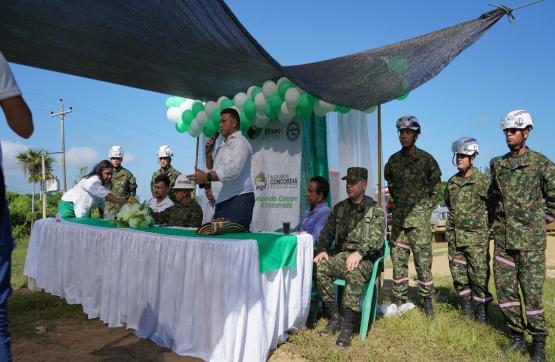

{"left": 500, "top": 109, "right": 533, "bottom": 130}
{"left": 173, "top": 174, "right": 195, "bottom": 190}
{"left": 396, "top": 115, "right": 421, "bottom": 134}
{"left": 157, "top": 145, "right": 173, "bottom": 158}
{"left": 109, "top": 145, "right": 124, "bottom": 158}
{"left": 451, "top": 137, "right": 479, "bottom": 156}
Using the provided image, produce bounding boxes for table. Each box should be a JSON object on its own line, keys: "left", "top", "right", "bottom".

{"left": 24, "top": 219, "right": 313, "bottom": 362}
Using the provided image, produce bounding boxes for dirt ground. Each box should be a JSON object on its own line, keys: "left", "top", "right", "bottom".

{"left": 12, "top": 236, "right": 555, "bottom": 362}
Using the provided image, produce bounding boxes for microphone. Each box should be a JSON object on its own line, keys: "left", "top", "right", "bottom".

{"left": 206, "top": 132, "right": 219, "bottom": 155}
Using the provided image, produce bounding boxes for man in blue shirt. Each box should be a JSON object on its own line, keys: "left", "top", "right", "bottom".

{"left": 296, "top": 176, "right": 331, "bottom": 245}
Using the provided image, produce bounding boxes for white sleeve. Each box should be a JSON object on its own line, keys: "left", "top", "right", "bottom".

{"left": 213, "top": 137, "right": 250, "bottom": 182}
{"left": 83, "top": 176, "right": 110, "bottom": 199}
{"left": 0, "top": 52, "right": 22, "bottom": 100}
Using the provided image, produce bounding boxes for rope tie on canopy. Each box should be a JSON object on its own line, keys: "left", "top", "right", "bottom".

{"left": 489, "top": 0, "right": 544, "bottom": 23}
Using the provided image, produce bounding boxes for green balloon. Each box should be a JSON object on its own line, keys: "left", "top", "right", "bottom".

{"left": 191, "top": 101, "right": 204, "bottom": 115}
{"left": 202, "top": 122, "right": 217, "bottom": 137}
{"left": 250, "top": 86, "right": 262, "bottom": 100}
{"left": 268, "top": 92, "right": 282, "bottom": 112}
{"left": 243, "top": 99, "right": 256, "bottom": 122}
{"left": 277, "top": 80, "right": 293, "bottom": 99}
{"left": 396, "top": 92, "right": 410, "bottom": 101}
{"left": 220, "top": 99, "right": 234, "bottom": 110}
{"left": 306, "top": 93, "right": 316, "bottom": 107}
{"left": 175, "top": 119, "right": 186, "bottom": 133}
{"left": 211, "top": 108, "right": 221, "bottom": 124}
{"left": 182, "top": 109, "right": 195, "bottom": 125}
{"left": 264, "top": 102, "right": 277, "bottom": 119}
{"left": 297, "top": 93, "right": 311, "bottom": 113}
{"left": 335, "top": 105, "right": 351, "bottom": 114}
{"left": 165, "top": 96, "right": 175, "bottom": 108}
{"left": 173, "top": 96, "right": 186, "bottom": 106}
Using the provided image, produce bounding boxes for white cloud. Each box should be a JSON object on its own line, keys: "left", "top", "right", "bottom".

{"left": 1, "top": 140, "right": 29, "bottom": 170}
{"left": 65, "top": 147, "right": 98, "bottom": 167}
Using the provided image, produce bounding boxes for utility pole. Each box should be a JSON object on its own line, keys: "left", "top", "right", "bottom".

{"left": 41, "top": 151, "right": 62, "bottom": 218}
{"left": 50, "top": 99, "right": 72, "bottom": 192}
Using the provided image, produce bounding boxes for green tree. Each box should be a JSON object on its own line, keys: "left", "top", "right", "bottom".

{"left": 15, "top": 149, "right": 55, "bottom": 216}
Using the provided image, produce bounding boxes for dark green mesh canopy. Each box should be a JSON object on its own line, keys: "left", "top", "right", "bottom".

{"left": 0, "top": 1, "right": 504, "bottom": 110}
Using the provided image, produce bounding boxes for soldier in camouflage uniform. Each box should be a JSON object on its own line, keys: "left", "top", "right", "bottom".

{"left": 156, "top": 174, "right": 203, "bottom": 227}
{"left": 106, "top": 146, "right": 137, "bottom": 216}
{"left": 151, "top": 145, "right": 181, "bottom": 202}
{"left": 384, "top": 116, "right": 441, "bottom": 317}
{"left": 489, "top": 110, "right": 555, "bottom": 361}
{"left": 314, "top": 167, "right": 386, "bottom": 348}
{"left": 444, "top": 137, "right": 492, "bottom": 323}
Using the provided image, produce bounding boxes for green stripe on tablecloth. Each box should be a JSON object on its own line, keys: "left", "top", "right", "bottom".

{"left": 62, "top": 218, "right": 297, "bottom": 273}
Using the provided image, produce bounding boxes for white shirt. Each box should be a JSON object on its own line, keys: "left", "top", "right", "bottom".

{"left": 0, "top": 51, "right": 22, "bottom": 165}
{"left": 212, "top": 131, "right": 254, "bottom": 203}
{"left": 148, "top": 195, "right": 174, "bottom": 213}
{"left": 61, "top": 175, "right": 109, "bottom": 217}
{"left": 201, "top": 197, "right": 216, "bottom": 224}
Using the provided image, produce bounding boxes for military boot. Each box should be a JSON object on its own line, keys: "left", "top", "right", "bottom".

{"left": 503, "top": 330, "right": 527, "bottom": 355}
{"left": 461, "top": 297, "right": 473, "bottom": 317}
{"left": 320, "top": 302, "right": 340, "bottom": 336}
{"left": 475, "top": 303, "right": 488, "bottom": 324}
{"left": 530, "top": 335, "right": 546, "bottom": 362}
{"left": 422, "top": 298, "right": 434, "bottom": 319}
{"left": 336, "top": 307, "right": 356, "bottom": 348}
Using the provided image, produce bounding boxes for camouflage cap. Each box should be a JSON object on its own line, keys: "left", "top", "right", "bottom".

{"left": 341, "top": 167, "right": 368, "bottom": 181}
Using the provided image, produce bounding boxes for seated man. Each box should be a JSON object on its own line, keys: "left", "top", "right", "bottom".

{"left": 200, "top": 182, "right": 216, "bottom": 224}
{"left": 148, "top": 174, "right": 174, "bottom": 224}
{"left": 158, "top": 175, "right": 203, "bottom": 227}
{"left": 313, "top": 167, "right": 385, "bottom": 347}
{"left": 295, "top": 176, "right": 331, "bottom": 245}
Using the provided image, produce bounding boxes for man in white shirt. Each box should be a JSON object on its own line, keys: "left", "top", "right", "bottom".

{"left": 190, "top": 108, "right": 254, "bottom": 230}
{"left": 1, "top": 50, "right": 34, "bottom": 362}
{"left": 148, "top": 174, "right": 174, "bottom": 223}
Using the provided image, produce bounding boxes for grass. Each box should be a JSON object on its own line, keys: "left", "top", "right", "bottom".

{"left": 276, "top": 276, "right": 555, "bottom": 362}
{"left": 11, "top": 237, "right": 29, "bottom": 289}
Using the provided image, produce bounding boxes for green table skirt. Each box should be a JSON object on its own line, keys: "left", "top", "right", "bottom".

{"left": 62, "top": 218, "right": 297, "bottom": 273}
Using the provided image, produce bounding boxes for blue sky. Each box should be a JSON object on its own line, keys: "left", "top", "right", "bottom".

{"left": 1, "top": 0, "right": 554, "bottom": 201}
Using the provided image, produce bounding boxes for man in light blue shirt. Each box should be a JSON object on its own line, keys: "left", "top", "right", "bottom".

{"left": 191, "top": 108, "right": 255, "bottom": 230}
{"left": 296, "top": 176, "right": 331, "bottom": 245}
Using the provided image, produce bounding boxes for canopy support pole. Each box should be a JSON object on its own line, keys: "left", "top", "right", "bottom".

{"left": 377, "top": 104, "right": 384, "bottom": 304}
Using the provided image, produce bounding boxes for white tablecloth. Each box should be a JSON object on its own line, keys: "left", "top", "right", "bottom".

{"left": 24, "top": 219, "right": 313, "bottom": 362}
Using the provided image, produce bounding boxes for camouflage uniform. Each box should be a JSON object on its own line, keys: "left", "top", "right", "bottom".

{"left": 384, "top": 147, "right": 441, "bottom": 302}
{"left": 151, "top": 166, "right": 181, "bottom": 202}
{"left": 489, "top": 149, "right": 555, "bottom": 336}
{"left": 315, "top": 195, "right": 386, "bottom": 312}
{"left": 106, "top": 166, "right": 137, "bottom": 215}
{"left": 155, "top": 200, "right": 203, "bottom": 228}
{"left": 445, "top": 170, "right": 492, "bottom": 305}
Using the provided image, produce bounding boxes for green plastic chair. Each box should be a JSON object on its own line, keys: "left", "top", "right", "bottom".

{"left": 334, "top": 241, "right": 390, "bottom": 341}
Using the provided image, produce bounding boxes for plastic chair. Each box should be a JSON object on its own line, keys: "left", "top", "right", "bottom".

{"left": 333, "top": 241, "right": 390, "bottom": 341}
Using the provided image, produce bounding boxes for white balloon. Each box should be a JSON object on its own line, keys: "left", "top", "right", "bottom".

{"left": 254, "top": 92, "right": 266, "bottom": 112}
{"left": 204, "top": 101, "right": 218, "bottom": 117}
{"left": 319, "top": 99, "right": 336, "bottom": 113}
{"left": 278, "top": 113, "right": 291, "bottom": 124}
{"left": 217, "top": 96, "right": 229, "bottom": 106}
{"left": 262, "top": 80, "right": 278, "bottom": 98}
{"left": 190, "top": 119, "right": 200, "bottom": 132}
{"left": 276, "top": 77, "right": 289, "bottom": 86}
{"left": 280, "top": 102, "right": 294, "bottom": 120}
{"left": 166, "top": 106, "right": 182, "bottom": 123}
{"left": 313, "top": 102, "right": 327, "bottom": 117}
{"left": 233, "top": 92, "right": 249, "bottom": 110}
{"left": 285, "top": 88, "right": 300, "bottom": 110}
{"left": 196, "top": 111, "right": 208, "bottom": 126}
{"left": 179, "top": 99, "right": 194, "bottom": 112}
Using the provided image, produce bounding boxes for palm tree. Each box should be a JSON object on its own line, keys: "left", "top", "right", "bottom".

{"left": 16, "top": 149, "right": 55, "bottom": 215}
